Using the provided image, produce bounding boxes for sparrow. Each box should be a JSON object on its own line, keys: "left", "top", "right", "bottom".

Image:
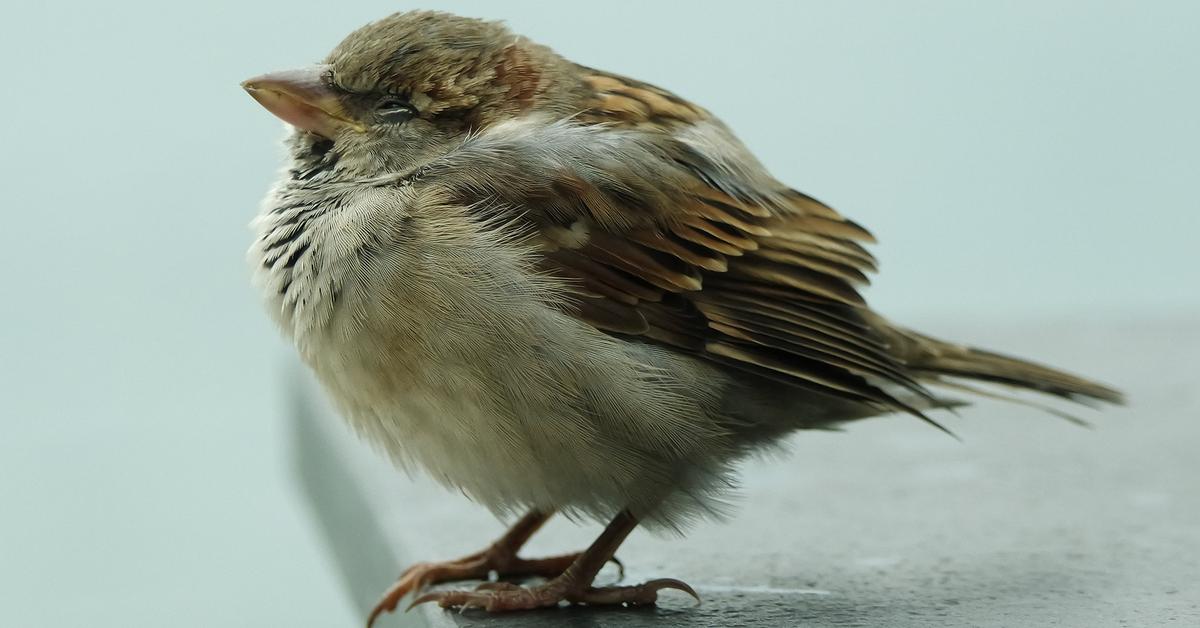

{"left": 242, "top": 10, "right": 1123, "bottom": 625}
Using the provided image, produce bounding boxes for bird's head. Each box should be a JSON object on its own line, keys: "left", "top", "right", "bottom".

{"left": 242, "top": 11, "right": 580, "bottom": 179}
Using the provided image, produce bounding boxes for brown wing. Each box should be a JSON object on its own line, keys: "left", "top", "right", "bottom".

{"left": 426, "top": 67, "right": 946, "bottom": 427}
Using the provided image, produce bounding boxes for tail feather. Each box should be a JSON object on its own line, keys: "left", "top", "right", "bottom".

{"left": 886, "top": 327, "right": 1125, "bottom": 407}
{"left": 928, "top": 377, "right": 1095, "bottom": 427}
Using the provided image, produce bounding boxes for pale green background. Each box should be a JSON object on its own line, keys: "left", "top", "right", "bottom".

{"left": 0, "top": 1, "right": 1195, "bottom": 626}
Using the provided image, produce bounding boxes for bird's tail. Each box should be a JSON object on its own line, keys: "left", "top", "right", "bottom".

{"left": 881, "top": 325, "right": 1125, "bottom": 410}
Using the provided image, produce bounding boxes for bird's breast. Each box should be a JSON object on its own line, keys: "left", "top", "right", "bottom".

{"left": 246, "top": 181, "right": 600, "bottom": 495}
{"left": 247, "top": 179, "right": 738, "bottom": 524}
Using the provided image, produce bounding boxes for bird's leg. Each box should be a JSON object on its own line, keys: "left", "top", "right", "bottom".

{"left": 367, "top": 509, "right": 595, "bottom": 626}
{"left": 410, "top": 510, "right": 698, "bottom": 612}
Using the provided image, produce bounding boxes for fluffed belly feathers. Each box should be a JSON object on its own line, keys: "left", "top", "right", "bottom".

{"left": 249, "top": 183, "right": 839, "bottom": 529}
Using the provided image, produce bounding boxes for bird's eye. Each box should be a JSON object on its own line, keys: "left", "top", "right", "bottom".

{"left": 375, "top": 97, "right": 416, "bottom": 122}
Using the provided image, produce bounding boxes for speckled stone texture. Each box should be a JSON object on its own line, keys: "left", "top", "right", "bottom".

{"left": 294, "top": 316, "right": 1199, "bottom": 628}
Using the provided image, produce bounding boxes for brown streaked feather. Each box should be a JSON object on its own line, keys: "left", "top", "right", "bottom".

{"left": 426, "top": 65, "right": 963, "bottom": 425}
{"left": 390, "top": 47, "right": 1118, "bottom": 435}
{"left": 691, "top": 290, "right": 885, "bottom": 355}
{"left": 701, "top": 278, "right": 876, "bottom": 332}
{"left": 746, "top": 248, "right": 872, "bottom": 287}
{"left": 706, "top": 340, "right": 886, "bottom": 400}
{"left": 570, "top": 296, "right": 649, "bottom": 335}
{"left": 765, "top": 215, "right": 877, "bottom": 243}
{"left": 701, "top": 309, "right": 932, "bottom": 400}
{"left": 705, "top": 317, "right": 895, "bottom": 382}
{"left": 545, "top": 250, "right": 662, "bottom": 303}
{"left": 758, "top": 233, "right": 878, "bottom": 271}
{"left": 689, "top": 200, "right": 772, "bottom": 236}
{"left": 693, "top": 301, "right": 895, "bottom": 375}
{"left": 581, "top": 68, "right": 708, "bottom": 124}
{"left": 585, "top": 233, "right": 703, "bottom": 292}
{"left": 671, "top": 223, "right": 748, "bottom": 256}
{"left": 541, "top": 70, "right": 937, "bottom": 415}
{"left": 726, "top": 259, "right": 866, "bottom": 306}
{"left": 692, "top": 187, "right": 774, "bottom": 218}
{"left": 593, "top": 93, "right": 652, "bottom": 120}
{"left": 703, "top": 340, "right": 953, "bottom": 439}
{"left": 628, "top": 230, "right": 729, "bottom": 272}
{"left": 675, "top": 216, "right": 759, "bottom": 251}
{"left": 542, "top": 256, "right": 639, "bottom": 305}
{"left": 779, "top": 188, "right": 845, "bottom": 220}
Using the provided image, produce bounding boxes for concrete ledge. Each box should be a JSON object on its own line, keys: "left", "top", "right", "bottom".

{"left": 292, "top": 318, "right": 1200, "bottom": 627}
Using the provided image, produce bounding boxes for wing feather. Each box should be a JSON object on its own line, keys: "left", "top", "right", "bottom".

{"left": 418, "top": 67, "right": 947, "bottom": 419}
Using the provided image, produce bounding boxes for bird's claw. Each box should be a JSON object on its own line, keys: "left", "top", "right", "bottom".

{"left": 369, "top": 550, "right": 604, "bottom": 624}
{"left": 407, "top": 584, "right": 567, "bottom": 612}
{"left": 473, "top": 581, "right": 522, "bottom": 592}
{"left": 367, "top": 557, "right": 485, "bottom": 626}
{"left": 571, "top": 577, "right": 701, "bottom": 606}
{"left": 404, "top": 576, "right": 700, "bottom": 613}
{"left": 608, "top": 555, "right": 626, "bottom": 580}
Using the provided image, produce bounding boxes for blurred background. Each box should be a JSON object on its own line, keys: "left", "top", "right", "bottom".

{"left": 0, "top": 1, "right": 1195, "bottom": 626}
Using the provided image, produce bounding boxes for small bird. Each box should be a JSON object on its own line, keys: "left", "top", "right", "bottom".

{"left": 242, "top": 10, "right": 1122, "bottom": 625}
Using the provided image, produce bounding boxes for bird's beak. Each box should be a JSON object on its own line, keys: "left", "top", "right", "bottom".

{"left": 241, "top": 65, "right": 364, "bottom": 138}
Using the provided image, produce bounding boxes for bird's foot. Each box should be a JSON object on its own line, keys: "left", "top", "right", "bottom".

{"left": 367, "top": 547, "right": 604, "bottom": 625}
{"left": 409, "top": 575, "right": 699, "bottom": 612}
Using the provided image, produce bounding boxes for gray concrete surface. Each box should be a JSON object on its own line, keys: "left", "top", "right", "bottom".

{"left": 294, "top": 316, "right": 1199, "bottom": 627}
